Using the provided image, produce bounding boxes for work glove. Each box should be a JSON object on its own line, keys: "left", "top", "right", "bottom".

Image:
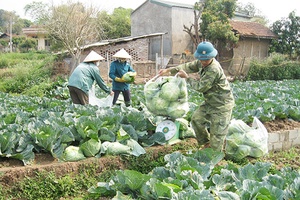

{"left": 115, "top": 77, "right": 126, "bottom": 82}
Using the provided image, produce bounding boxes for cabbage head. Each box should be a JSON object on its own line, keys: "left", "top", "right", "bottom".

{"left": 80, "top": 138, "right": 101, "bottom": 157}
{"left": 147, "top": 93, "right": 169, "bottom": 115}
{"left": 122, "top": 72, "right": 136, "bottom": 83}
{"left": 235, "top": 145, "right": 251, "bottom": 159}
{"left": 176, "top": 118, "right": 195, "bottom": 138}
{"left": 101, "top": 141, "right": 131, "bottom": 155}
{"left": 249, "top": 147, "right": 264, "bottom": 158}
{"left": 62, "top": 145, "right": 85, "bottom": 162}
{"left": 168, "top": 101, "right": 189, "bottom": 119}
{"left": 160, "top": 82, "right": 180, "bottom": 102}
{"left": 144, "top": 81, "right": 160, "bottom": 100}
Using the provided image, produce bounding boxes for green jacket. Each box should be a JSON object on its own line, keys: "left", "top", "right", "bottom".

{"left": 68, "top": 62, "right": 111, "bottom": 94}
{"left": 171, "top": 59, "right": 234, "bottom": 111}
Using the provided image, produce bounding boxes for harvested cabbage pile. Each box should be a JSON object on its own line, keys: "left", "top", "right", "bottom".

{"left": 144, "top": 75, "right": 189, "bottom": 119}
{"left": 225, "top": 117, "right": 268, "bottom": 160}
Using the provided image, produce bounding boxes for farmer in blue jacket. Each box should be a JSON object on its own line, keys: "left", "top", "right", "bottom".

{"left": 109, "top": 48, "right": 136, "bottom": 107}
{"left": 68, "top": 50, "right": 113, "bottom": 105}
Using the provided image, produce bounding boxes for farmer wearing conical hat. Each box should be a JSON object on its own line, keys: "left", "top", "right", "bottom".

{"left": 68, "top": 50, "right": 113, "bottom": 105}
{"left": 159, "top": 41, "right": 235, "bottom": 152}
{"left": 109, "top": 48, "right": 136, "bottom": 107}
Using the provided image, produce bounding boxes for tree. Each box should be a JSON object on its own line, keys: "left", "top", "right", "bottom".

{"left": 19, "top": 38, "right": 37, "bottom": 52}
{"left": 24, "top": 1, "right": 50, "bottom": 25}
{"left": 270, "top": 11, "right": 300, "bottom": 58}
{"left": 108, "top": 7, "right": 131, "bottom": 39}
{"left": 52, "top": 2, "right": 101, "bottom": 71}
{"left": 183, "top": 0, "right": 238, "bottom": 49}
{"left": 183, "top": 1, "right": 204, "bottom": 47}
{"left": 26, "top": 1, "right": 103, "bottom": 71}
{"left": 200, "top": 0, "right": 238, "bottom": 48}
{"left": 236, "top": 2, "right": 268, "bottom": 25}
{"left": 95, "top": 11, "right": 111, "bottom": 40}
{"left": 96, "top": 7, "right": 132, "bottom": 40}
{"left": 0, "top": 10, "right": 28, "bottom": 35}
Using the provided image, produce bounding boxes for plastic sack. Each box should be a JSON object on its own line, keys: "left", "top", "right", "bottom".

{"left": 89, "top": 85, "right": 113, "bottom": 108}
{"left": 144, "top": 74, "right": 189, "bottom": 119}
{"left": 225, "top": 117, "right": 268, "bottom": 159}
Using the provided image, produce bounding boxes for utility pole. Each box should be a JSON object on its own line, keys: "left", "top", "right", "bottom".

{"left": 9, "top": 14, "right": 13, "bottom": 52}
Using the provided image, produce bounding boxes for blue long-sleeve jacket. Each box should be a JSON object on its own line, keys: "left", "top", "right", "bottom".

{"left": 109, "top": 60, "right": 135, "bottom": 91}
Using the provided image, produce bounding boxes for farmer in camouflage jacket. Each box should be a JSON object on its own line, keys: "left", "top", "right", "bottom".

{"left": 159, "top": 41, "right": 235, "bottom": 152}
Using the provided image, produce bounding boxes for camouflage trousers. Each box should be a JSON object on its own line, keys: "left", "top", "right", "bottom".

{"left": 191, "top": 104, "right": 233, "bottom": 152}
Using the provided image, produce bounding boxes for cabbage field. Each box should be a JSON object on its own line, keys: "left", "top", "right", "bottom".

{"left": 0, "top": 79, "right": 299, "bottom": 165}
{"left": 0, "top": 78, "right": 300, "bottom": 199}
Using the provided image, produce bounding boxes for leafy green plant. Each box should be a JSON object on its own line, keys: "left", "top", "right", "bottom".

{"left": 246, "top": 55, "right": 300, "bottom": 80}
{"left": 88, "top": 150, "right": 300, "bottom": 199}
{"left": 8, "top": 169, "right": 97, "bottom": 200}
{"left": 121, "top": 149, "right": 167, "bottom": 174}
{"left": 0, "top": 52, "right": 57, "bottom": 95}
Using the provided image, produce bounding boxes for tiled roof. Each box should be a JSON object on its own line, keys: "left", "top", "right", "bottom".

{"left": 230, "top": 20, "right": 277, "bottom": 39}
{"left": 22, "top": 27, "right": 47, "bottom": 36}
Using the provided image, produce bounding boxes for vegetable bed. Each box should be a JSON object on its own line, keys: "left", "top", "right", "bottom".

{"left": 0, "top": 79, "right": 299, "bottom": 199}
{"left": 0, "top": 79, "right": 299, "bottom": 165}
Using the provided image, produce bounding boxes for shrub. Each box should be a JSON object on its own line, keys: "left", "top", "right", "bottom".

{"left": 246, "top": 54, "right": 300, "bottom": 80}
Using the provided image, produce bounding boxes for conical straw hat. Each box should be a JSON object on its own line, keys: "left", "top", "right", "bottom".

{"left": 83, "top": 50, "right": 104, "bottom": 62}
{"left": 112, "top": 48, "right": 131, "bottom": 59}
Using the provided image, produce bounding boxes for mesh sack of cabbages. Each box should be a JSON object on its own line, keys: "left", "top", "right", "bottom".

{"left": 144, "top": 75, "right": 189, "bottom": 120}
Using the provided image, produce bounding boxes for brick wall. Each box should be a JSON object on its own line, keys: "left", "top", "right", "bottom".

{"left": 268, "top": 128, "right": 300, "bottom": 151}
{"left": 85, "top": 38, "right": 149, "bottom": 62}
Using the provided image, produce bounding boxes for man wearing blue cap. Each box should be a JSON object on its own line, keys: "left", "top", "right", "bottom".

{"left": 159, "top": 41, "right": 235, "bottom": 152}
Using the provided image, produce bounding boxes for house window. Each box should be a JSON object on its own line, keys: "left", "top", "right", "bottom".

{"left": 45, "top": 39, "right": 50, "bottom": 47}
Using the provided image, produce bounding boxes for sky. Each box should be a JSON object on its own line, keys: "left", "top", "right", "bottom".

{"left": 0, "top": 0, "right": 299, "bottom": 25}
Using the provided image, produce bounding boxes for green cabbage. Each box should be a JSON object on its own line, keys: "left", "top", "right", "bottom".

{"left": 225, "top": 118, "right": 268, "bottom": 159}
{"left": 100, "top": 141, "right": 131, "bottom": 155}
{"left": 150, "top": 93, "right": 169, "bottom": 112}
{"left": 62, "top": 145, "right": 85, "bottom": 162}
{"left": 235, "top": 145, "right": 251, "bottom": 159}
{"left": 160, "top": 82, "right": 180, "bottom": 101}
{"left": 168, "top": 101, "right": 189, "bottom": 119}
{"left": 80, "top": 138, "right": 101, "bottom": 157}
{"left": 122, "top": 72, "right": 136, "bottom": 83}
{"left": 144, "top": 82, "right": 159, "bottom": 100}
{"left": 176, "top": 118, "right": 195, "bottom": 138}
{"left": 144, "top": 76, "right": 189, "bottom": 119}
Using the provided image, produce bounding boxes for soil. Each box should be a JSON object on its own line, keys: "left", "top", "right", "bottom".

{"left": 263, "top": 119, "right": 300, "bottom": 132}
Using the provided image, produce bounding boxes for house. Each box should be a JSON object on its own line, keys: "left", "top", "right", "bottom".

{"left": 22, "top": 27, "right": 50, "bottom": 51}
{"left": 131, "top": 0, "right": 195, "bottom": 61}
{"left": 81, "top": 32, "right": 166, "bottom": 62}
{"left": 0, "top": 33, "right": 13, "bottom": 52}
{"left": 58, "top": 33, "right": 167, "bottom": 80}
{"left": 0, "top": 32, "right": 10, "bottom": 39}
{"left": 222, "top": 20, "right": 278, "bottom": 76}
{"left": 131, "top": 0, "right": 277, "bottom": 77}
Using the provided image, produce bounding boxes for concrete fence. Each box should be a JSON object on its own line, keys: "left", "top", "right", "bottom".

{"left": 268, "top": 128, "right": 300, "bottom": 151}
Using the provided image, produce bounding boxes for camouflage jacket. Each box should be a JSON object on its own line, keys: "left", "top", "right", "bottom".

{"left": 171, "top": 59, "right": 235, "bottom": 111}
